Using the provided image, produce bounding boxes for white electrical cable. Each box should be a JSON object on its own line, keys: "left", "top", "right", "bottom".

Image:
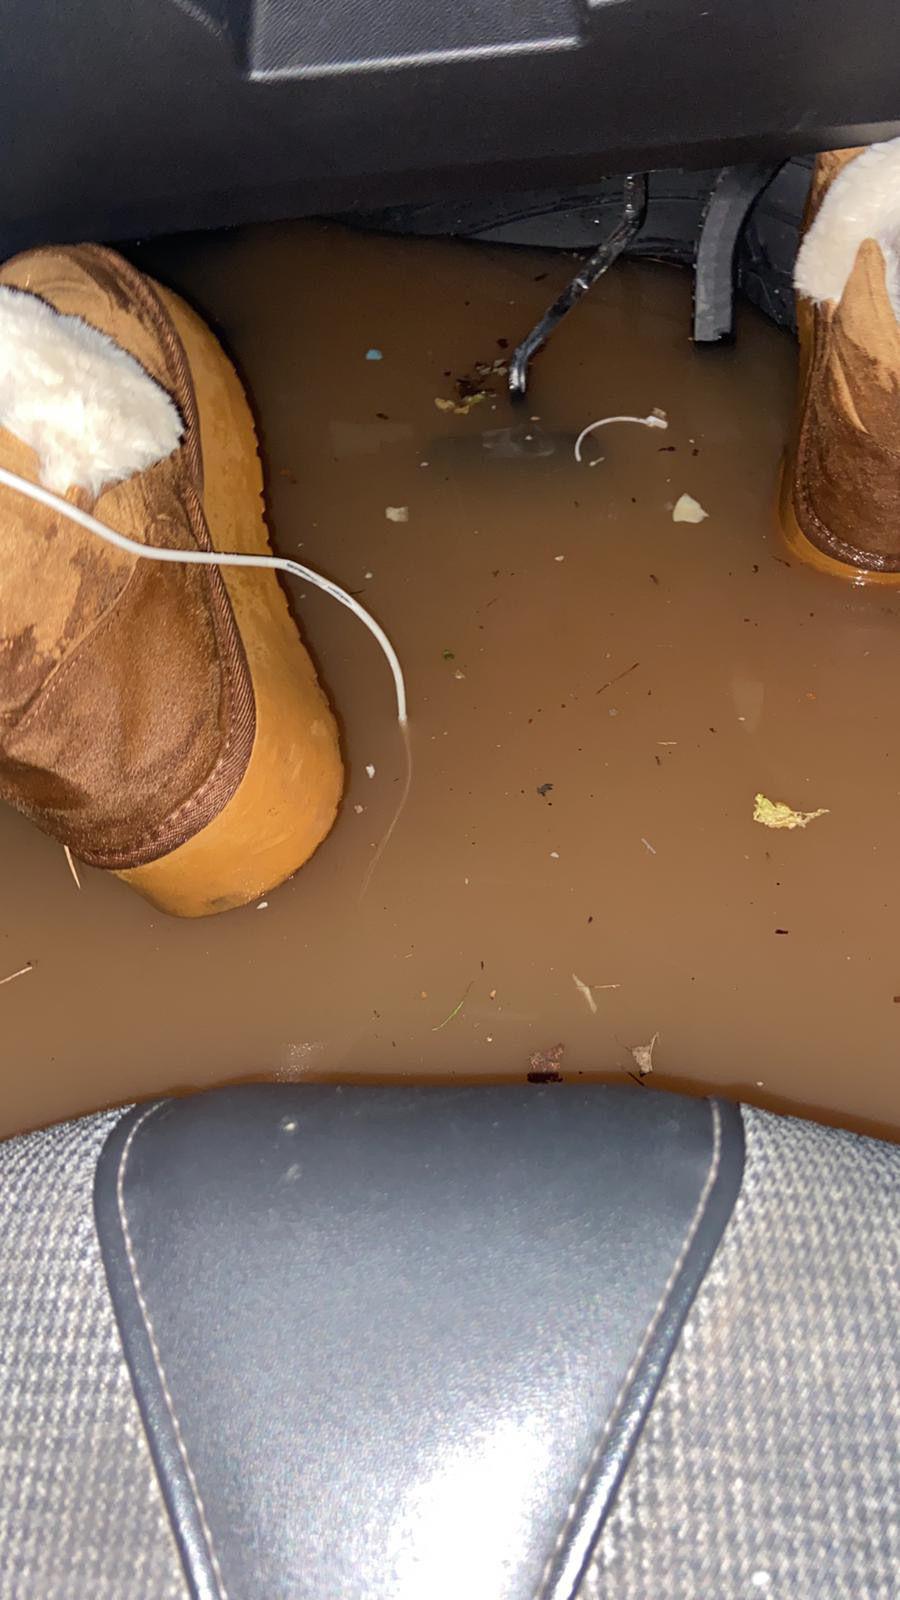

{"left": 574, "top": 412, "right": 668, "bottom": 463}
{"left": 0, "top": 463, "right": 408, "bottom": 727}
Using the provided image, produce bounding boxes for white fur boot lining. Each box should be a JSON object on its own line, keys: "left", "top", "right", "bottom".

{"left": 794, "top": 137, "right": 900, "bottom": 317}
{"left": 0, "top": 284, "right": 182, "bottom": 497}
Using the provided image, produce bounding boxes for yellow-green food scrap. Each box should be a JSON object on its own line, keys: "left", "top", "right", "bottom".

{"left": 434, "top": 393, "right": 486, "bottom": 416}
{"left": 753, "top": 793, "right": 829, "bottom": 830}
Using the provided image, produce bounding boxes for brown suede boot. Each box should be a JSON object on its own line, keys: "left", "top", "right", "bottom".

{"left": 781, "top": 141, "right": 900, "bottom": 580}
{"left": 0, "top": 245, "right": 343, "bottom": 915}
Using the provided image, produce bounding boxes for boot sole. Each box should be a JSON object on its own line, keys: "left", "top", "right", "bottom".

{"left": 117, "top": 290, "right": 344, "bottom": 916}
{"left": 777, "top": 456, "right": 900, "bottom": 585}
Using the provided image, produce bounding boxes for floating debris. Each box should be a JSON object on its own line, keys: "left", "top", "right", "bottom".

{"left": 435, "top": 393, "right": 486, "bottom": 417}
{"left": 630, "top": 1031, "right": 659, "bottom": 1077}
{"left": 63, "top": 845, "right": 82, "bottom": 890}
{"left": 753, "top": 793, "right": 829, "bottom": 831}
{"left": 528, "top": 1042, "right": 564, "bottom": 1083}
{"left": 473, "top": 356, "right": 509, "bottom": 380}
{"left": 672, "top": 493, "right": 708, "bottom": 523}
{"left": 0, "top": 963, "right": 32, "bottom": 988}
{"left": 365, "top": 764, "right": 376, "bottom": 779}
{"left": 572, "top": 974, "right": 620, "bottom": 1014}
{"left": 365, "top": 348, "right": 383, "bottom": 361}
{"left": 641, "top": 837, "right": 657, "bottom": 855}
{"left": 432, "top": 981, "right": 473, "bottom": 1033}
{"left": 257, "top": 901, "right": 269, "bottom": 910}
{"left": 574, "top": 412, "right": 668, "bottom": 464}
{"left": 596, "top": 661, "right": 640, "bottom": 696}
{"left": 573, "top": 973, "right": 598, "bottom": 1014}
{"left": 385, "top": 506, "right": 408, "bottom": 523}
{"left": 570, "top": 972, "right": 621, "bottom": 1011}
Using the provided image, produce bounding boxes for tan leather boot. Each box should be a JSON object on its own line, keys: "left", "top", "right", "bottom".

{"left": 0, "top": 245, "right": 343, "bottom": 915}
{"left": 781, "top": 141, "right": 900, "bottom": 580}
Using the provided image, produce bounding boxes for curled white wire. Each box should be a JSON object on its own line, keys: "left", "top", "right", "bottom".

{"left": 574, "top": 412, "right": 668, "bottom": 464}
{"left": 0, "top": 464, "right": 407, "bottom": 726}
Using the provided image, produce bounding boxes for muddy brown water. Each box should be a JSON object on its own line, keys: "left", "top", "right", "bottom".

{"left": 3, "top": 221, "right": 900, "bottom": 1140}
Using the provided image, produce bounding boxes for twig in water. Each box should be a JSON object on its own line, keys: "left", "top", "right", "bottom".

{"left": 63, "top": 845, "right": 82, "bottom": 890}
{"left": 596, "top": 661, "right": 640, "bottom": 696}
{"left": 572, "top": 973, "right": 621, "bottom": 1013}
{"left": 0, "top": 963, "right": 32, "bottom": 988}
{"left": 432, "top": 981, "right": 474, "bottom": 1033}
{"left": 573, "top": 973, "right": 598, "bottom": 1014}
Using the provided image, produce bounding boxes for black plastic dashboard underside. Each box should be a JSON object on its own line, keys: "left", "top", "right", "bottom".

{"left": 2, "top": 0, "right": 900, "bottom": 252}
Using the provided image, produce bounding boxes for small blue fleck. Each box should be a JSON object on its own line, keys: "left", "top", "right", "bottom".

{"left": 365, "top": 348, "right": 383, "bottom": 362}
